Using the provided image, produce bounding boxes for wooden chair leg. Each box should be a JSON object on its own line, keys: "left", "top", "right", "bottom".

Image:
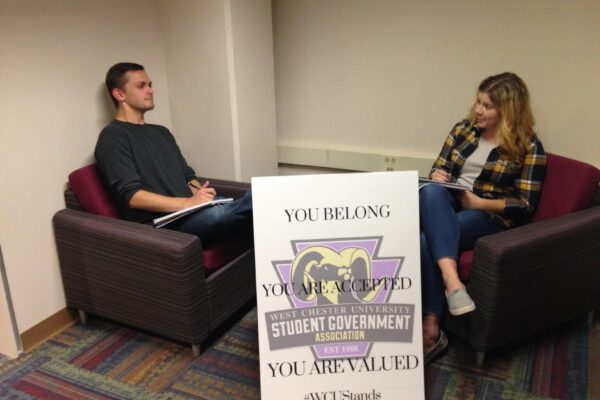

{"left": 475, "top": 351, "right": 485, "bottom": 367}
{"left": 78, "top": 310, "right": 88, "bottom": 325}
{"left": 588, "top": 310, "right": 595, "bottom": 325}
{"left": 192, "top": 344, "right": 201, "bottom": 358}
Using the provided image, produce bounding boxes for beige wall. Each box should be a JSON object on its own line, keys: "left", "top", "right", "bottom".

{"left": 0, "top": 247, "right": 19, "bottom": 357}
{"left": 0, "top": 299, "right": 18, "bottom": 358}
{"left": 273, "top": 0, "right": 600, "bottom": 167}
{"left": 0, "top": 0, "right": 172, "bottom": 335}
{"left": 161, "top": 0, "right": 277, "bottom": 182}
{"left": 160, "top": 0, "right": 237, "bottom": 180}
{"left": 229, "top": 0, "right": 278, "bottom": 181}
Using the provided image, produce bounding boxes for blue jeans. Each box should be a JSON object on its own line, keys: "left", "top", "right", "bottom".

{"left": 420, "top": 184, "right": 505, "bottom": 316}
{"left": 167, "top": 191, "right": 253, "bottom": 245}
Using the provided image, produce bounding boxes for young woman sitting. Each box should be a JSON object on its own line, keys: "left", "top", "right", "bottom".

{"left": 421, "top": 72, "right": 547, "bottom": 363}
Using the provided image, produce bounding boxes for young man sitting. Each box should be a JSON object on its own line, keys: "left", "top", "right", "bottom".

{"left": 95, "top": 62, "right": 252, "bottom": 244}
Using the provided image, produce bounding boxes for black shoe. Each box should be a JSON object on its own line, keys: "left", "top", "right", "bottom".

{"left": 425, "top": 330, "right": 448, "bottom": 364}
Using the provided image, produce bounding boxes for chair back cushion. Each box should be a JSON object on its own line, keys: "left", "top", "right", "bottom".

{"left": 68, "top": 164, "right": 120, "bottom": 218}
{"left": 532, "top": 153, "right": 600, "bottom": 223}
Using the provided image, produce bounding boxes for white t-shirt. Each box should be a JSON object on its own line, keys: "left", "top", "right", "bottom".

{"left": 456, "top": 138, "right": 497, "bottom": 190}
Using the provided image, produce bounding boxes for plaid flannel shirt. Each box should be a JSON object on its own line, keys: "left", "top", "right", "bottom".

{"left": 430, "top": 120, "right": 546, "bottom": 227}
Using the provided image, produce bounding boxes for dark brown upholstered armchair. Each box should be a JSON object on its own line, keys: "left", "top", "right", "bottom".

{"left": 53, "top": 165, "right": 255, "bottom": 356}
{"left": 447, "top": 153, "right": 600, "bottom": 365}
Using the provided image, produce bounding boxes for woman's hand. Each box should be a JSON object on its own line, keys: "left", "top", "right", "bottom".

{"left": 431, "top": 169, "right": 451, "bottom": 183}
{"left": 461, "top": 191, "right": 506, "bottom": 213}
{"left": 460, "top": 190, "right": 482, "bottom": 209}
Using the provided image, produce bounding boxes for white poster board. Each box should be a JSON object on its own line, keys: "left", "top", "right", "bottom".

{"left": 252, "top": 171, "right": 424, "bottom": 399}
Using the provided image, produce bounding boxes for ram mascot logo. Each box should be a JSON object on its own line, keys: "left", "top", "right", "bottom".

{"left": 268, "top": 237, "right": 407, "bottom": 359}
{"left": 291, "top": 246, "right": 386, "bottom": 305}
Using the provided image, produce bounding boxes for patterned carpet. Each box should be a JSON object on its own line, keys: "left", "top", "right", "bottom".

{"left": 0, "top": 307, "right": 598, "bottom": 399}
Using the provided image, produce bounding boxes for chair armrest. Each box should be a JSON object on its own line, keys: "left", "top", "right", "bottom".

{"left": 53, "top": 209, "right": 210, "bottom": 343}
{"left": 469, "top": 206, "right": 600, "bottom": 316}
{"left": 53, "top": 209, "right": 204, "bottom": 268}
{"left": 202, "top": 177, "right": 250, "bottom": 199}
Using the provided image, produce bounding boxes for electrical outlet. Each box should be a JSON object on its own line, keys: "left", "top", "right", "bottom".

{"left": 382, "top": 155, "right": 400, "bottom": 171}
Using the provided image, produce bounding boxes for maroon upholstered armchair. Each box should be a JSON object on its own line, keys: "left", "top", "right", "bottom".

{"left": 447, "top": 153, "right": 600, "bottom": 365}
{"left": 53, "top": 164, "right": 255, "bottom": 356}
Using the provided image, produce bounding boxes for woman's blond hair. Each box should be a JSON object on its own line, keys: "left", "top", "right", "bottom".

{"left": 466, "top": 72, "right": 535, "bottom": 162}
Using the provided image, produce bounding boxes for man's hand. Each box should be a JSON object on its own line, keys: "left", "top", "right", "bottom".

{"left": 431, "top": 169, "right": 451, "bottom": 183}
{"left": 129, "top": 180, "right": 218, "bottom": 212}
{"left": 186, "top": 181, "right": 216, "bottom": 207}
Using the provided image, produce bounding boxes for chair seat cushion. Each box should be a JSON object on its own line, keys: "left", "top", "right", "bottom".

{"left": 458, "top": 250, "right": 474, "bottom": 281}
{"left": 203, "top": 232, "right": 253, "bottom": 275}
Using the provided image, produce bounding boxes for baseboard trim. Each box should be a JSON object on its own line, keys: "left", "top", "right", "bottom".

{"left": 20, "top": 308, "right": 77, "bottom": 352}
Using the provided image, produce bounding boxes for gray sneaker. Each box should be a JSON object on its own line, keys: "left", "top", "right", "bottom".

{"left": 446, "top": 288, "right": 476, "bottom": 316}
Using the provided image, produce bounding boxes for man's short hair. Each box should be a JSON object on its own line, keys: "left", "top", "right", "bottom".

{"left": 105, "top": 62, "right": 145, "bottom": 108}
